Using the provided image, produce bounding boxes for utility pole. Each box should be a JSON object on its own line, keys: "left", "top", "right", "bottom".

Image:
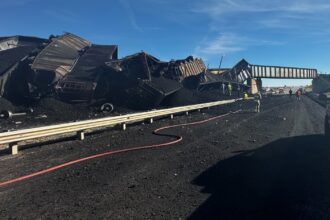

{"left": 218, "top": 55, "right": 224, "bottom": 74}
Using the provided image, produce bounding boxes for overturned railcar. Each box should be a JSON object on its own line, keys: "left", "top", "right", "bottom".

{"left": 0, "top": 36, "right": 47, "bottom": 103}
{"left": 0, "top": 32, "right": 228, "bottom": 110}
{"left": 31, "top": 32, "right": 118, "bottom": 105}
{"left": 56, "top": 50, "right": 209, "bottom": 109}
{"left": 31, "top": 33, "right": 92, "bottom": 93}
{"left": 103, "top": 52, "right": 182, "bottom": 109}
{"left": 55, "top": 44, "right": 118, "bottom": 103}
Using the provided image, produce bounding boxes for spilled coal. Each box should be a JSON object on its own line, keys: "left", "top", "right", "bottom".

{"left": 0, "top": 88, "right": 240, "bottom": 131}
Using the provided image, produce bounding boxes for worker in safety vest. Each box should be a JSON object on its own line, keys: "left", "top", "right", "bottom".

{"left": 237, "top": 84, "right": 241, "bottom": 97}
{"left": 243, "top": 92, "right": 249, "bottom": 100}
{"left": 227, "top": 83, "right": 232, "bottom": 96}
{"left": 221, "top": 82, "right": 226, "bottom": 95}
{"left": 255, "top": 92, "right": 261, "bottom": 113}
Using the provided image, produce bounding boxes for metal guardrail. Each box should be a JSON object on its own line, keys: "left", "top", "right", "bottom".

{"left": 0, "top": 98, "right": 243, "bottom": 155}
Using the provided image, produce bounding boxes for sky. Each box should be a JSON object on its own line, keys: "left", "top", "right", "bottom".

{"left": 1, "top": 0, "right": 330, "bottom": 86}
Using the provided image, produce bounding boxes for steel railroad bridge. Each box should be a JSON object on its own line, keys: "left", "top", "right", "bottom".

{"left": 206, "top": 59, "right": 317, "bottom": 92}
{"left": 211, "top": 59, "right": 318, "bottom": 90}
{"left": 250, "top": 64, "right": 317, "bottom": 79}
{"left": 230, "top": 59, "right": 317, "bottom": 83}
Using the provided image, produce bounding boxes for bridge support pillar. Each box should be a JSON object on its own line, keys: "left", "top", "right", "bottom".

{"left": 247, "top": 78, "right": 260, "bottom": 94}
{"left": 256, "top": 78, "right": 262, "bottom": 92}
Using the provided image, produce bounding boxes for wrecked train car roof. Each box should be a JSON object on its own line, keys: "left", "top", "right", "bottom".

{"left": 0, "top": 36, "right": 46, "bottom": 51}
{"left": 142, "top": 75, "right": 182, "bottom": 97}
{"left": 31, "top": 33, "right": 91, "bottom": 73}
{"left": 208, "top": 68, "right": 231, "bottom": 74}
{"left": 0, "top": 46, "right": 39, "bottom": 97}
{"left": 0, "top": 46, "right": 37, "bottom": 75}
{"left": 200, "top": 59, "right": 251, "bottom": 86}
{"left": 104, "top": 52, "right": 183, "bottom": 106}
{"left": 165, "top": 57, "right": 206, "bottom": 82}
{"left": 199, "top": 71, "right": 227, "bottom": 85}
{"left": 54, "top": 44, "right": 118, "bottom": 103}
{"left": 105, "top": 52, "right": 165, "bottom": 80}
{"left": 65, "top": 44, "right": 118, "bottom": 81}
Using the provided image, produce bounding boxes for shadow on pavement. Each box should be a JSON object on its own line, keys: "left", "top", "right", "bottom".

{"left": 189, "top": 135, "right": 330, "bottom": 220}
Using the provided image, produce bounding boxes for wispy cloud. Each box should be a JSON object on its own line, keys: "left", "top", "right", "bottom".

{"left": 257, "top": 19, "right": 293, "bottom": 29}
{"left": 194, "top": 33, "right": 285, "bottom": 57}
{"left": 194, "top": 0, "right": 330, "bottom": 15}
{"left": 192, "top": 0, "right": 330, "bottom": 32}
{"left": 191, "top": 0, "right": 329, "bottom": 58}
{"left": 195, "top": 33, "right": 245, "bottom": 55}
{"left": 119, "top": 0, "right": 142, "bottom": 32}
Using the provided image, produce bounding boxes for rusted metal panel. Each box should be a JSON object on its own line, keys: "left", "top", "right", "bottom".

{"left": 55, "top": 80, "right": 96, "bottom": 102}
{"left": 164, "top": 57, "right": 206, "bottom": 81}
{"left": 31, "top": 33, "right": 91, "bottom": 72}
{"left": 0, "top": 36, "right": 46, "bottom": 52}
{"left": 223, "top": 59, "right": 251, "bottom": 83}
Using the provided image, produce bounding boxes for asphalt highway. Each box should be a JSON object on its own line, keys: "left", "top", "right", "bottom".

{"left": 0, "top": 95, "right": 328, "bottom": 219}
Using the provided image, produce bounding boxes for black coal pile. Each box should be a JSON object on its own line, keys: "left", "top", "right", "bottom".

{"left": 31, "top": 98, "right": 93, "bottom": 121}
{"left": 0, "top": 98, "right": 127, "bottom": 131}
{"left": 0, "top": 97, "right": 17, "bottom": 112}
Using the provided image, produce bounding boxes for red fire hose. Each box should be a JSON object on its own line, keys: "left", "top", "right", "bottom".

{"left": 0, "top": 110, "right": 241, "bottom": 188}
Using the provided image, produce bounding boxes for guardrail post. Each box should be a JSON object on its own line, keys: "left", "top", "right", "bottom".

{"left": 10, "top": 143, "right": 18, "bottom": 155}
{"left": 77, "top": 131, "right": 85, "bottom": 141}
{"left": 149, "top": 118, "right": 153, "bottom": 124}
{"left": 122, "top": 123, "right": 127, "bottom": 131}
{"left": 170, "top": 114, "right": 174, "bottom": 119}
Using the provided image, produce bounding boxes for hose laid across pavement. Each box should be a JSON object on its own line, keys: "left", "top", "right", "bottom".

{"left": 0, "top": 109, "right": 241, "bottom": 188}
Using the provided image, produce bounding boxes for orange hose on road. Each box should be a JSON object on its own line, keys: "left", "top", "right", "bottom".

{"left": 0, "top": 110, "right": 241, "bottom": 188}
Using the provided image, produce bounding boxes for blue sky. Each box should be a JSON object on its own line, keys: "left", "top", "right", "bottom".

{"left": 1, "top": 0, "right": 330, "bottom": 86}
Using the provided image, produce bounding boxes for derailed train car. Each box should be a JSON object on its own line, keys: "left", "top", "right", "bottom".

{"left": 0, "top": 32, "right": 233, "bottom": 110}
{"left": 0, "top": 36, "right": 47, "bottom": 103}
{"left": 50, "top": 34, "right": 207, "bottom": 109}
{"left": 102, "top": 52, "right": 182, "bottom": 108}
{"left": 55, "top": 44, "right": 117, "bottom": 103}
{"left": 55, "top": 51, "right": 206, "bottom": 109}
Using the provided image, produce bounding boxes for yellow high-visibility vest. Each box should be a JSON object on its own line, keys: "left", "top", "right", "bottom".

{"left": 243, "top": 93, "right": 248, "bottom": 99}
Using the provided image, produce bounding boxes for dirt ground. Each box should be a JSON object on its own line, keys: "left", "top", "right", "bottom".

{"left": 0, "top": 95, "right": 328, "bottom": 219}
